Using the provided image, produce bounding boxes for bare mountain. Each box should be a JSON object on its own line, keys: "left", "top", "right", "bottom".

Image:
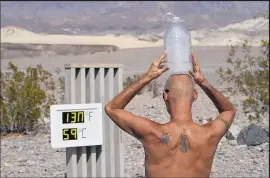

{"left": 1, "top": 1, "right": 269, "bottom": 35}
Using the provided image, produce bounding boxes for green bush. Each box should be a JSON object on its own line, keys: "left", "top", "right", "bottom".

{"left": 216, "top": 40, "right": 269, "bottom": 122}
{"left": 0, "top": 62, "right": 64, "bottom": 133}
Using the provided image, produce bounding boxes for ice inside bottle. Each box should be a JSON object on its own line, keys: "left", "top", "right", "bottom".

{"left": 164, "top": 16, "right": 192, "bottom": 76}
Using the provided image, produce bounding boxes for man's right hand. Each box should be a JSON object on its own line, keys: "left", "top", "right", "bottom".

{"left": 189, "top": 53, "right": 206, "bottom": 85}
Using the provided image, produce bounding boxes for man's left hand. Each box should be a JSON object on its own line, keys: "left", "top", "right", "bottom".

{"left": 146, "top": 51, "right": 169, "bottom": 80}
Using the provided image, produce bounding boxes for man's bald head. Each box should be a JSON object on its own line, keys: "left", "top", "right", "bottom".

{"left": 164, "top": 74, "right": 195, "bottom": 103}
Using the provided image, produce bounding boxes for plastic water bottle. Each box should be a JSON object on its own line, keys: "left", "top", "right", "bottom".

{"left": 164, "top": 16, "right": 192, "bottom": 76}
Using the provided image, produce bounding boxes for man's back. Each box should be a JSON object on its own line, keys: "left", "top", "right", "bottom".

{"left": 105, "top": 52, "right": 236, "bottom": 178}
{"left": 143, "top": 121, "right": 219, "bottom": 177}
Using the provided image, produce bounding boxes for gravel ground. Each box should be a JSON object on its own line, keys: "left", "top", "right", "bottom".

{"left": 1, "top": 90, "right": 269, "bottom": 177}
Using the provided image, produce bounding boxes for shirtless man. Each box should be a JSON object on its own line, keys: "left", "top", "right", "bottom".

{"left": 105, "top": 51, "right": 236, "bottom": 177}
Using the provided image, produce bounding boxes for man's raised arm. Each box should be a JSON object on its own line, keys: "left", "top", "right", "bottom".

{"left": 189, "top": 53, "right": 236, "bottom": 140}
{"left": 105, "top": 51, "right": 169, "bottom": 140}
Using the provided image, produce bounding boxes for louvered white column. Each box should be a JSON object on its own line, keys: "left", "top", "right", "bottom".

{"left": 64, "top": 64, "right": 124, "bottom": 178}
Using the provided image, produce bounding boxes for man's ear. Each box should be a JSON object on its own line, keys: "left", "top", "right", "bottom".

{"left": 163, "top": 90, "right": 169, "bottom": 101}
{"left": 193, "top": 89, "right": 198, "bottom": 102}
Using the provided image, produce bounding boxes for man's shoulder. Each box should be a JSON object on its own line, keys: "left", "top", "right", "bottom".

{"left": 199, "top": 122, "right": 226, "bottom": 144}
{"left": 137, "top": 120, "right": 162, "bottom": 140}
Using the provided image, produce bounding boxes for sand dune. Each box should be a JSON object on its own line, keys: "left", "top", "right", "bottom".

{"left": 1, "top": 16, "right": 268, "bottom": 48}
{"left": 1, "top": 26, "right": 163, "bottom": 49}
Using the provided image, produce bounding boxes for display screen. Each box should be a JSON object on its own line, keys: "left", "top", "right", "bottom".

{"left": 62, "top": 111, "right": 84, "bottom": 124}
{"left": 63, "top": 128, "right": 77, "bottom": 141}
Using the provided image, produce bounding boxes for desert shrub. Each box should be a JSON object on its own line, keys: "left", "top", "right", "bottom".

{"left": 54, "top": 67, "right": 65, "bottom": 103}
{"left": 147, "top": 80, "right": 161, "bottom": 98}
{"left": 123, "top": 74, "right": 143, "bottom": 95}
{"left": 58, "top": 76, "right": 65, "bottom": 103}
{"left": 123, "top": 74, "right": 161, "bottom": 97}
{"left": 152, "top": 81, "right": 160, "bottom": 98}
{"left": 0, "top": 62, "right": 63, "bottom": 133}
{"left": 216, "top": 40, "right": 269, "bottom": 122}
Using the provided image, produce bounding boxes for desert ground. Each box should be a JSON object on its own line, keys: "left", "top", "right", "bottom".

{"left": 1, "top": 45, "right": 269, "bottom": 177}
{"left": 0, "top": 46, "right": 261, "bottom": 86}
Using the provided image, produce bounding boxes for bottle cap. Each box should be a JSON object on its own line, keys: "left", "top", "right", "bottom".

{"left": 172, "top": 17, "right": 184, "bottom": 23}
{"left": 163, "top": 12, "right": 184, "bottom": 23}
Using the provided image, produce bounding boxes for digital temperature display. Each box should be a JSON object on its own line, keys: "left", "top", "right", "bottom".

{"left": 63, "top": 128, "right": 77, "bottom": 141}
{"left": 50, "top": 103, "right": 103, "bottom": 148}
{"left": 62, "top": 111, "right": 84, "bottom": 124}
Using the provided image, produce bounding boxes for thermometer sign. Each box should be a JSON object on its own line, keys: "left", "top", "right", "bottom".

{"left": 50, "top": 103, "right": 103, "bottom": 148}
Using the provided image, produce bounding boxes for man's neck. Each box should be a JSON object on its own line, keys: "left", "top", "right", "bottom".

{"left": 170, "top": 101, "right": 192, "bottom": 123}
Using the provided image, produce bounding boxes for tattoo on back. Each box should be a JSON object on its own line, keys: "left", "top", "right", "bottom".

{"left": 180, "top": 134, "right": 190, "bottom": 153}
{"left": 157, "top": 132, "right": 170, "bottom": 145}
{"left": 216, "top": 117, "right": 230, "bottom": 130}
